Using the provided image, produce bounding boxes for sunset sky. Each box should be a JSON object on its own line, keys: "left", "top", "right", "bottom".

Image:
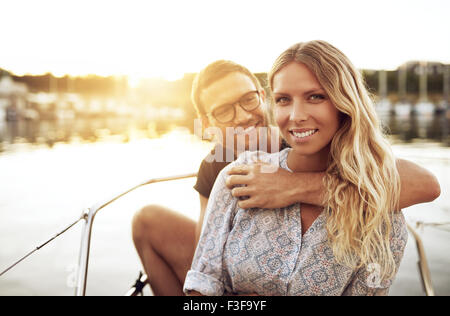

{"left": 0, "top": 0, "right": 448, "bottom": 81}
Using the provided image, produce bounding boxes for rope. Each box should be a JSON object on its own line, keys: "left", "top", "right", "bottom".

{"left": 0, "top": 214, "right": 86, "bottom": 277}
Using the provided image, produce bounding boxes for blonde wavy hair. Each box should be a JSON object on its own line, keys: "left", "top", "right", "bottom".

{"left": 268, "top": 40, "right": 400, "bottom": 281}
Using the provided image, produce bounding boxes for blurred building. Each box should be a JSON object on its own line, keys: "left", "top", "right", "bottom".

{"left": 0, "top": 74, "right": 29, "bottom": 121}
{"left": 402, "top": 61, "right": 447, "bottom": 76}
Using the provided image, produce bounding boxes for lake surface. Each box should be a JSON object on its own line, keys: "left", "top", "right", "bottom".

{"left": 0, "top": 110, "right": 449, "bottom": 296}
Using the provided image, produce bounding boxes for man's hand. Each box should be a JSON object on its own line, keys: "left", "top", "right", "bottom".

{"left": 226, "top": 162, "right": 315, "bottom": 209}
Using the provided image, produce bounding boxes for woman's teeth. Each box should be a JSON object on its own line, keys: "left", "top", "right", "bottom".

{"left": 291, "top": 129, "right": 317, "bottom": 138}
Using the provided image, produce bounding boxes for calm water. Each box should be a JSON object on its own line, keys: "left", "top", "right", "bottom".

{"left": 0, "top": 110, "right": 449, "bottom": 152}
{"left": 0, "top": 110, "right": 449, "bottom": 296}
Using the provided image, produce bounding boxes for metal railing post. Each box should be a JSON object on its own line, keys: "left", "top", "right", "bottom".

{"left": 74, "top": 172, "right": 197, "bottom": 296}
{"left": 406, "top": 223, "right": 435, "bottom": 296}
{"left": 75, "top": 209, "right": 94, "bottom": 296}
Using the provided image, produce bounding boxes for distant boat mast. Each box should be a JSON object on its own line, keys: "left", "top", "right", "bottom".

{"left": 398, "top": 63, "right": 407, "bottom": 103}
{"left": 50, "top": 73, "right": 57, "bottom": 94}
{"left": 444, "top": 64, "right": 449, "bottom": 108}
{"left": 419, "top": 61, "right": 428, "bottom": 103}
{"left": 378, "top": 69, "right": 388, "bottom": 101}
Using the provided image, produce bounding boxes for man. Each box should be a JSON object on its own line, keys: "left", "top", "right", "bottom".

{"left": 131, "top": 60, "right": 441, "bottom": 296}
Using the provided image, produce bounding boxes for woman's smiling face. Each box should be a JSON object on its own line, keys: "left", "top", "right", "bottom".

{"left": 272, "top": 62, "right": 340, "bottom": 159}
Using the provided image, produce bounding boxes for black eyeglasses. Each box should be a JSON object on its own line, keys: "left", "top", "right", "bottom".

{"left": 207, "top": 90, "right": 261, "bottom": 123}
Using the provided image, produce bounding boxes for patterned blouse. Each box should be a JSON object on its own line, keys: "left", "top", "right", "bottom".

{"left": 183, "top": 149, "right": 408, "bottom": 296}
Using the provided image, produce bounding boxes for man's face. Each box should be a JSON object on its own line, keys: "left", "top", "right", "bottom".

{"left": 200, "top": 72, "right": 268, "bottom": 153}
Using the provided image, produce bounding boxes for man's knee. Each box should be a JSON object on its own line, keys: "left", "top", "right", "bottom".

{"left": 132, "top": 204, "right": 167, "bottom": 246}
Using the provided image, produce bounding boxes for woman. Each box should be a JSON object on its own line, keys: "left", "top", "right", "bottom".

{"left": 183, "top": 40, "right": 408, "bottom": 296}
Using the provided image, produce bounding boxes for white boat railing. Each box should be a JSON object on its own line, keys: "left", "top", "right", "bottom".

{"left": 74, "top": 172, "right": 197, "bottom": 296}
{"left": 406, "top": 223, "right": 435, "bottom": 296}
